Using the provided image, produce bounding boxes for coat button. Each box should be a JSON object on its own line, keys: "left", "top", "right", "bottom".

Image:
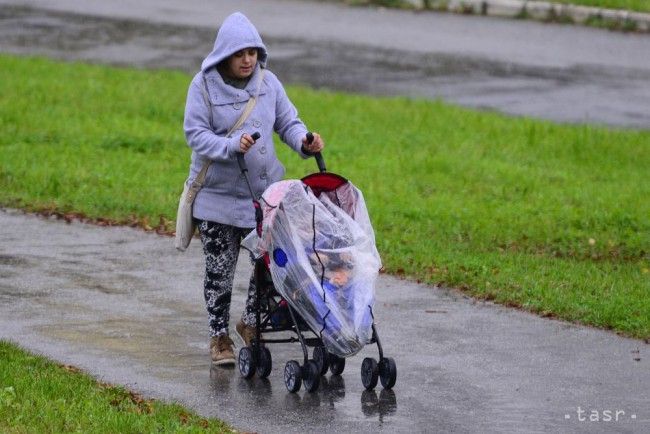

{"left": 259, "top": 146, "right": 266, "bottom": 154}
{"left": 260, "top": 172, "right": 267, "bottom": 179}
{"left": 253, "top": 120, "right": 261, "bottom": 128}
{"left": 233, "top": 102, "right": 241, "bottom": 110}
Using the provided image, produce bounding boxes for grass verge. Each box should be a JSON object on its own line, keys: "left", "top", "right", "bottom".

{"left": 0, "top": 54, "right": 648, "bottom": 341}
{"left": 346, "top": 0, "right": 650, "bottom": 13}
{"left": 343, "top": 1, "right": 650, "bottom": 22}
{"left": 0, "top": 340, "right": 232, "bottom": 433}
{"left": 554, "top": 0, "right": 650, "bottom": 13}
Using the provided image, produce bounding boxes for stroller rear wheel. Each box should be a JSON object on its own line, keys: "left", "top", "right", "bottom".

{"left": 302, "top": 360, "right": 321, "bottom": 393}
{"left": 361, "top": 357, "right": 379, "bottom": 390}
{"left": 284, "top": 360, "right": 302, "bottom": 393}
{"left": 238, "top": 347, "right": 256, "bottom": 379}
{"left": 329, "top": 354, "right": 346, "bottom": 375}
{"left": 313, "top": 346, "right": 330, "bottom": 376}
{"left": 379, "top": 357, "right": 397, "bottom": 389}
{"left": 256, "top": 347, "right": 272, "bottom": 379}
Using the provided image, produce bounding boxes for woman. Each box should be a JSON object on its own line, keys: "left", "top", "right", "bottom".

{"left": 183, "top": 12, "right": 324, "bottom": 365}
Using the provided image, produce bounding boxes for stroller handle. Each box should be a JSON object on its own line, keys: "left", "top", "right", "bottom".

{"left": 237, "top": 131, "right": 326, "bottom": 183}
{"left": 236, "top": 132, "right": 263, "bottom": 235}
{"left": 236, "top": 131, "right": 326, "bottom": 236}
{"left": 236, "top": 131, "right": 261, "bottom": 175}
{"left": 306, "top": 132, "right": 327, "bottom": 173}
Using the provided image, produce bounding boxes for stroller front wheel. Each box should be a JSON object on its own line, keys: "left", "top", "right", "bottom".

{"left": 302, "top": 360, "right": 321, "bottom": 393}
{"left": 238, "top": 347, "right": 256, "bottom": 379}
{"left": 361, "top": 357, "right": 379, "bottom": 390}
{"left": 313, "top": 346, "right": 330, "bottom": 376}
{"left": 256, "top": 346, "right": 273, "bottom": 379}
{"left": 284, "top": 360, "right": 302, "bottom": 393}
{"left": 329, "top": 354, "right": 346, "bottom": 376}
{"left": 379, "top": 357, "right": 397, "bottom": 389}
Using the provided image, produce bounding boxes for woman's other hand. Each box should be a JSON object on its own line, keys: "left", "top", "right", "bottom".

{"left": 302, "top": 133, "right": 324, "bottom": 154}
{"left": 239, "top": 133, "right": 257, "bottom": 153}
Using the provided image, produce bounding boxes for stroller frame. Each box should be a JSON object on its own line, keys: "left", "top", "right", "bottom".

{"left": 236, "top": 133, "right": 397, "bottom": 393}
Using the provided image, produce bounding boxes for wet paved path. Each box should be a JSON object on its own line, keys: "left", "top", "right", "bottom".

{"left": 1, "top": 210, "right": 648, "bottom": 432}
{"left": 1, "top": 0, "right": 650, "bottom": 128}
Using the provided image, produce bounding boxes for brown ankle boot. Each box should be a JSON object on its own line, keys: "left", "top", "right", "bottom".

{"left": 210, "top": 335, "right": 235, "bottom": 366}
{"left": 236, "top": 320, "right": 259, "bottom": 347}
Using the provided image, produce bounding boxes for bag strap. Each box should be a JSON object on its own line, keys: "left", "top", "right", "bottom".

{"left": 192, "top": 69, "right": 266, "bottom": 190}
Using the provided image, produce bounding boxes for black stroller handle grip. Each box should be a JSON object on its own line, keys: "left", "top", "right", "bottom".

{"left": 306, "top": 132, "right": 326, "bottom": 173}
{"left": 236, "top": 131, "right": 261, "bottom": 173}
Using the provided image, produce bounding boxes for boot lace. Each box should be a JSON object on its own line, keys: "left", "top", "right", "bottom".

{"left": 217, "top": 336, "right": 233, "bottom": 352}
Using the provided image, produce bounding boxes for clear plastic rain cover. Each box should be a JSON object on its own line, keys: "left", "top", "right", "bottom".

{"left": 242, "top": 179, "right": 382, "bottom": 357}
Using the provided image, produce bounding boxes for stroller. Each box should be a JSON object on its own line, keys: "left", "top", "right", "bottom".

{"left": 236, "top": 133, "right": 396, "bottom": 393}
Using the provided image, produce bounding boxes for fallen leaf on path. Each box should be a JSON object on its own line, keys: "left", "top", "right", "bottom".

{"left": 61, "top": 364, "right": 80, "bottom": 373}
{"left": 178, "top": 411, "right": 190, "bottom": 424}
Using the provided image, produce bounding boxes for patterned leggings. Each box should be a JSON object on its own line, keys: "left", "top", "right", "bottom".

{"left": 198, "top": 220, "right": 259, "bottom": 337}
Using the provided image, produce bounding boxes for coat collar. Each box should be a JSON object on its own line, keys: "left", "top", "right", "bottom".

{"left": 203, "top": 65, "right": 267, "bottom": 106}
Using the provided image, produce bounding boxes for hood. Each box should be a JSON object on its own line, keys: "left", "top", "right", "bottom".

{"left": 201, "top": 12, "right": 268, "bottom": 72}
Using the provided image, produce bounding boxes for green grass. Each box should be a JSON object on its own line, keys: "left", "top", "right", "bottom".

{"left": 342, "top": 0, "right": 415, "bottom": 9}
{"left": 554, "top": 0, "right": 650, "bottom": 13}
{"left": 355, "top": 0, "right": 650, "bottom": 13}
{"left": 1, "top": 54, "right": 649, "bottom": 341}
{"left": 0, "top": 340, "right": 232, "bottom": 433}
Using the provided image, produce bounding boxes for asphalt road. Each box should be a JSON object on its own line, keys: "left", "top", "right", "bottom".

{"left": 1, "top": 1, "right": 649, "bottom": 432}
{"left": 1, "top": 0, "right": 649, "bottom": 128}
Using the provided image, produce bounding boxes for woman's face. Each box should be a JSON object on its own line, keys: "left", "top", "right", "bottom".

{"left": 226, "top": 48, "right": 258, "bottom": 79}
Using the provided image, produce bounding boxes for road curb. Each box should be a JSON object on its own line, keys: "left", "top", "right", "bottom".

{"left": 402, "top": 0, "right": 650, "bottom": 32}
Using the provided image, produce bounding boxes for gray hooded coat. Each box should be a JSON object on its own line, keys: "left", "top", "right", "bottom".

{"left": 183, "top": 12, "right": 310, "bottom": 228}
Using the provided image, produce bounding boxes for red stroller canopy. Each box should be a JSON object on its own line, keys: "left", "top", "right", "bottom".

{"left": 301, "top": 172, "right": 348, "bottom": 197}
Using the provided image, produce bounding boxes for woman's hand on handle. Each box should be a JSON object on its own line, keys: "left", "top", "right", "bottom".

{"left": 239, "top": 133, "right": 257, "bottom": 153}
{"left": 302, "top": 132, "right": 324, "bottom": 154}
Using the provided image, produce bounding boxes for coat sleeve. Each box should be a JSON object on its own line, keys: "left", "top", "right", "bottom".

{"left": 183, "top": 77, "right": 240, "bottom": 161}
{"left": 272, "top": 77, "right": 310, "bottom": 159}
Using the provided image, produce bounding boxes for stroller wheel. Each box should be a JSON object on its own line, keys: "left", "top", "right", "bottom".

{"left": 329, "top": 354, "right": 346, "bottom": 376}
{"left": 256, "top": 347, "right": 272, "bottom": 379}
{"left": 302, "top": 360, "right": 321, "bottom": 393}
{"left": 238, "top": 347, "right": 256, "bottom": 379}
{"left": 313, "top": 346, "right": 330, "bottom": 376}
{"left": 379, "top": 357, "right": 397, "bottom": 389}
{"left": 284, "top": 360, "right": 302, "bottom": 393}
{"left": 361, "top": 357, "right": 379, "bottom": 390}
